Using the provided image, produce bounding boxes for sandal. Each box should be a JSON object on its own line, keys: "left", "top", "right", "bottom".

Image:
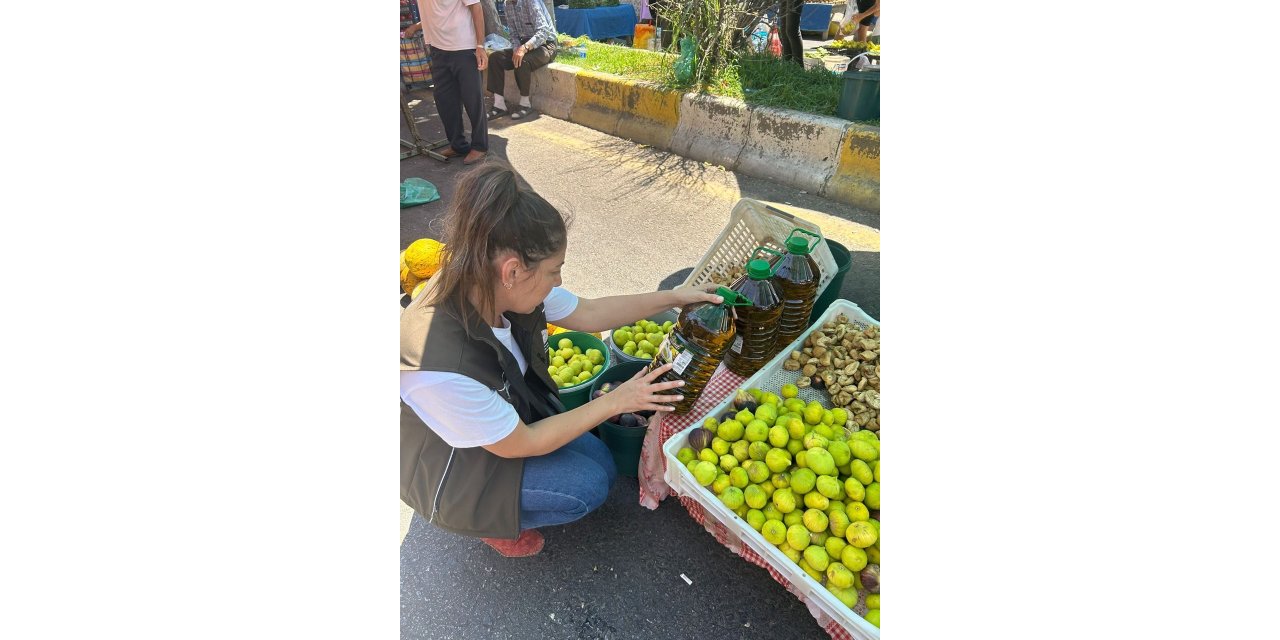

{"left": 510, "top": 105, "right": 535, "bottom": 120}
{"left": 486, "top": 105, "right": 508, "bottom": 119}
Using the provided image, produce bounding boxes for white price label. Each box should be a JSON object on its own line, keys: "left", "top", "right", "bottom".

{"left": 730, "top": 335, "right": 743, "bottom": 354}
{"left": 672, "top": 349, "right": 694, "bottom": 374}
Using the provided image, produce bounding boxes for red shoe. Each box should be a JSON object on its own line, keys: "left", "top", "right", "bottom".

{"left": 480, "top": 529, "right": 544, "bottom": 557}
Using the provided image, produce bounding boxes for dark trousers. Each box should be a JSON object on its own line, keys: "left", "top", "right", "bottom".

{"left": 487, "top": 43, "right": 556, "bottom": 97}
{"left": 779, "top": 0, "right": 804, "bottom": 65}
{"left": 428, "top": 46, "right": 488, "bottom": 154}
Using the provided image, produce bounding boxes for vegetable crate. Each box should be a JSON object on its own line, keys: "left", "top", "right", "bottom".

{"left": 662, "top": 299, "right": 880, "bottom": 640}
{"left": 681, "top": 198, "right": 840, "bottom": 299}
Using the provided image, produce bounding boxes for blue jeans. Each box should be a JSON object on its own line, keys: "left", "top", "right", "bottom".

{"left": 519, "top": 432, "right": 617, "bottom": 530}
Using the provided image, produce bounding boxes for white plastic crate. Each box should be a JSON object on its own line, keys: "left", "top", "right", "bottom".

{"left": 681, "top": 198, "right": 839, "bottom": 301}
{"left": 662, "top": 299, "right": 880, "bottom": 640}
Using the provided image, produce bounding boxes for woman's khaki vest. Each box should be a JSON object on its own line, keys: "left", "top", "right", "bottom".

{"left": 400, "top": 295, "right": 564, "bottom": 539}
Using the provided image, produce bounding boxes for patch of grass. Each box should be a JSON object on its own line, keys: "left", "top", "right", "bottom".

{"left": 735, "top": 53, "right": 844, "bottom": 117}
{"left": 554, "top": 39, "right": 672, "bottom": 83}
{"left": 552, "top": 38, "right": 874, "bottom": 124}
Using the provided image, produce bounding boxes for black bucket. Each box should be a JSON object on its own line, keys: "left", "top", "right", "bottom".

{"left": 810, "top": 239, "right": 853, "bottom": 324}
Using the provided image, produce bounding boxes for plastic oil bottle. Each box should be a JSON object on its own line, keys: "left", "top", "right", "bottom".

{"left": 770, "top": 228, "right": 823, "bottom": 356}
{"left": 723, "top": 250, "right": 784, "bottom": 377}
{"left": 647, "top": 286, "right": 751, "bottom": 415}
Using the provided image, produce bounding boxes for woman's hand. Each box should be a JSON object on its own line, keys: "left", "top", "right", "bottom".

{"left": 602, "top": 363, "right": 686, "bottom": 414}
{"left": 403, "top": 22, "right": 422, "bottom": 37}
{"left": 669, "top": 282, "right": 723, "bottom": 308}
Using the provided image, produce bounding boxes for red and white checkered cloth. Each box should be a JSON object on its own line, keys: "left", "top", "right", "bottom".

{"left": 637, "top": 363, "right": 744, "bottom": 508}
{"left": 636, "top": 365, "right": 863, "bottom": 640}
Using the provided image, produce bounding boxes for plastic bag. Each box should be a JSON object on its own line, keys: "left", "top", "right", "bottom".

{"left": 400, "top": 178, "right": 440, "bottom": 208}
{"left": 674, "top": 36, "right": 696, "bottom": 84}
{"left": 483, "top": 33, "right": 512, "bottom": 51}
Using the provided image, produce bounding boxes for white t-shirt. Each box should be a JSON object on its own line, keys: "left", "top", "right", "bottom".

{"left": 400, "top": 287, "right": 579, "bottom": 448}
{"left": 417, "top": 0, "right": 481, "bottom": 52}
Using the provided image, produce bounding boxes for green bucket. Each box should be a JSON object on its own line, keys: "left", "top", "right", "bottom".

{"left": 810, "top": 238, "right": 852, "bottom": 324}
{"left": 605, "top": 309, "right": 679, "bottom": 364}
{"left": 552, "top": 331, "right": 611, "bottom": 410}
{"left": 589, "top": 360, "right": 653, "bottom": 477}
{"left": 836, "top": 66, "right": 879, "bottom": 121}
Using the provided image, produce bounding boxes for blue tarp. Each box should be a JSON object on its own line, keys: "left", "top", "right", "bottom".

{"left": 765, "top": 4, "right": 835, "bottom": 33}
{"left": 800, "top": 3, "right": 833, "bottom": 32}
{"left": 553, "top": 5, "right": 638, "bottom": 40}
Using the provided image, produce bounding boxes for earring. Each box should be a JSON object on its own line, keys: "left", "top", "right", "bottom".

{"left": 504, "top": 281, "right": 513, "bottom": 289}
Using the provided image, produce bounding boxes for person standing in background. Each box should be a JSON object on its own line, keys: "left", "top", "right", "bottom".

{"left": 778, "top": 0, "right": 804, "bottom": 66}
{"left": 404, "top": 0, "right": 489, "bottom": 165}
{"left": 840, "top": 0, "right": 880, "bottom": 43}
{"left": 485, "top": 0, "right": 557, "bottom": 120}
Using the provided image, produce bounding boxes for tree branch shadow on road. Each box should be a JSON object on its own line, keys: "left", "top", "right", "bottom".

{"left": 568, "top": 136, "right": 881, "bottom": 233}
{"left": 559, "top": 137, "right": 728, "bottom": 202}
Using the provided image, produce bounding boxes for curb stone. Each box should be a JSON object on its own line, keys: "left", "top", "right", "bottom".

{"left": 524, "top": 63, "right": 879, "bottom": 212}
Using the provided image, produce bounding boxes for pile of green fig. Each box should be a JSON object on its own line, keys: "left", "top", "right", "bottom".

{"left": 675, "top": 386, "right": 880, "bottom": 628}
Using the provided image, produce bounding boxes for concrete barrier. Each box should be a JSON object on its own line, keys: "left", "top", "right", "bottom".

{"left": 613, "top": 81, "right": 681, "bottom": 149}
{"left": 670, "top": 93, "right": 752, "bottom": 170}
{"left": 735, "top": 107, "right": 848, "bottom": 195}
{"left": 568, "top": 70, "right": 628, "bottom": 139}
{"left": 530, "top": 64, "right": 579, "bottom": 121}
{"left": 822, "top": 123, "right": 881, "bottom": 211}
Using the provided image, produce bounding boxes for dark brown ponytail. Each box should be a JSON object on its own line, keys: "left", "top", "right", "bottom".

{"left": 425, "top": 160, "right": 571, "bottom": 325}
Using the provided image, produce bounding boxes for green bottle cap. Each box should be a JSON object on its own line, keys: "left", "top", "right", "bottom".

{"left": 786, "top": 235, "right": 812, "bottom": 254}
{"left": 747, "top": 258, "right": 772, "bottom": 279}
{"left": 715, "top": 286, "right": 752, "bottom": 306}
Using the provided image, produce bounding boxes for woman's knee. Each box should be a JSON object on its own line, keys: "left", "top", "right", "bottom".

{"left": 569, "top": 434, "right": 618, "bottom": 486}
{"left": 580, "top": 463, "right": 611, "bottom": 512}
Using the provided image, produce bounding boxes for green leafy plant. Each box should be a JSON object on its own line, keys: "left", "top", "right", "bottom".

{"left": 650, "top": 0, "right": 776, "bottom": 89}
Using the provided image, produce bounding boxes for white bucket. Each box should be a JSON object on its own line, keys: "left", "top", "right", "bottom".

{"left": 822, "top": 55, "right": 851, "bottom": 73}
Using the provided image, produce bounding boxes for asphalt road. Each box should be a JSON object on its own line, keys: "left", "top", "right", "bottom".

{"left": 400, "top": 85, "right": 879, "bottom": 640}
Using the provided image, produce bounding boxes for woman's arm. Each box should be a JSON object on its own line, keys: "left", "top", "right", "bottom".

{"left": 483, "top": 363, "right": 685, "bottom": 458}
{"left": 554, "top": 285, "right": 722, "bottom": 334}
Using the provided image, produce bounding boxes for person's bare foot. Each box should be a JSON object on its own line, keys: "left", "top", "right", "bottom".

{"left": 463, "top": 149, "right": 486, "bottom": 165}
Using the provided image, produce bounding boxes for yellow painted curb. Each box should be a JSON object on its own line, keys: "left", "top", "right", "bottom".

{"left": 569, "top": 70, "right": 680, "bottom": 149}
{"left": 569, "top": 70, "right": 630, "bottom": 139}
{"left": 823, "top": 125, "right": 881, "bottom": 212}
{"left": 615, "top": 81, "right": 680, "bottom": 149}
